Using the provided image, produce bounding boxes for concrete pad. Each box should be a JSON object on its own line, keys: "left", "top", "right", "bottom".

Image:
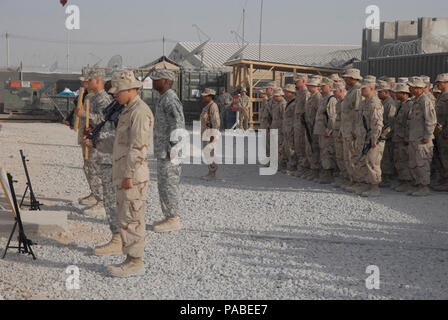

{"left": 0, "top": 210, "right": 68, "bottom": 237}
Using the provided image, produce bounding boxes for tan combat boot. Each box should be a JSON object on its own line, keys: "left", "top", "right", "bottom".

{"left": 410, "top": 185, "right": 430, "bottom": 197}
{"left": 356, "top": 183, "right": 370, "bottom": 195}
{"left": 201, "top": 170, "right": 216, "bottom": 181}
{"left": 394, "top": 181, "right": 412, "bottom": 192}
{"left": 94, "top": 233, "right": 123, "bottom": 256}
{"left": 107, "top": 255, "right": 145, "bottom": 278}
{"left": 432, "top": 178, "right": 448, "bottom": 192}
{"left": 153, "top": 217, "right": 181, "bottom": 233}
{"left": 361, "top": 184, "right": 380, "bottom": 197}
{"left": 79, "top": 194, "right": 97, "bottom": 205}
{"left": 83, "top": 201, "right": 106, "bottom": 217}
{"left": 319, "top": 170, "right": 334, "bottom": 185}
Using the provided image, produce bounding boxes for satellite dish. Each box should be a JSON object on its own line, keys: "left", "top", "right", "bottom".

{"left": 107, "top": 55, "right": 123, "bottom": 71}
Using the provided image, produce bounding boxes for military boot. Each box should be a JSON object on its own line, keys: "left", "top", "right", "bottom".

{"left": 356, "top": 183, "right": 370, "bottom": 195}
{"left": 201, "top": 170, "right": 216, "bottom": 181}
{"left": 342, "top": 181, "right": 355, "bottom": 192}
{"left": 79, "top": 194, "right": 97, "bottom": 205}
{"left": 394, "top": 181, "right": 412, "bottom": 193}
{"left": 300, "top": 168, "right": 312, "bottom": 179}
{"left": 107, "top": 255, "right": 145, "bottom": 278}
{"left": 319, "top": 170, "right": 334, "bottom": 184}
{"left": 380, "top": 175, "right": 392, "bottom": 188}
{"left": 311, "top": 170, "right": 320, "bottom": 182}
{"left": 432, "top": 178, "right": 448, "bottom": 192}
{"left": 346, "top": 182, "right": 363, "bottom": 193}
{"left": 153, "top": 216, "right": 181, "bottom": 233}
{"left": 410, "top": 185, "right": 430, "bottom": 197}
{"left": 361, "top": 184, "right": 380, "bottom": 197}
{"left": 83, "top": 201, "right": 106, "bottom": 217}
{"left": 94, "top": 233, "right": 123, "bottom": 256}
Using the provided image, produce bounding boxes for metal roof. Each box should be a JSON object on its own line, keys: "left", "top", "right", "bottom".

{"left": 169, "top": 42, "right": 361, "bottom": 69}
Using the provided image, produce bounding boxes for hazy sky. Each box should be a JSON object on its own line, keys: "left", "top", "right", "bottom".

{"left": 0, "top": 0, "right": 447, "bottom": 72}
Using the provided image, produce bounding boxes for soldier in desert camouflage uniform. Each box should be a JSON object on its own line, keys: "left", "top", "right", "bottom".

{"left": 407, "top": 77, "right": 437, "bottom": 197}
{"left": 331, "top": 82, "right": 347, "bottom": 187}
{"left": 282, "top": 84, "right": 297, "bottom": 173}
{"left": 293, "top": 74, "right": 310, "bottom": 177}
{"left": 270, "top": 88, "right": 287, "bottom": 169}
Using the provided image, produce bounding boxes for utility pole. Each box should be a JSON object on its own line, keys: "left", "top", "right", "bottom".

{"left": 163, "top": 35, "right": 165, "bottom": 56}
{"left": 258, "top": 0, "right": 264, "bottom": 61}
{"left": 6, "top": 32, "right": 10, "bottom": 67}
{"left": 242, "top": 8, "right": 245, "bottom": 47}
{"left": 66, "top": 30, "right": 70, "bottom": 73}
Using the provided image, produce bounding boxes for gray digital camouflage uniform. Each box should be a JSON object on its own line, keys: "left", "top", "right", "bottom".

{"left": 154, "top": 89, "right": 185, "bottom": 218}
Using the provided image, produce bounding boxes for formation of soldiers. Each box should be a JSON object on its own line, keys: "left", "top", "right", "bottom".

{"left": 66, "top": 68, "right": 185, "bottom": 278}
{"left": 258, "top": 69, "right": 448, "bottom": 197}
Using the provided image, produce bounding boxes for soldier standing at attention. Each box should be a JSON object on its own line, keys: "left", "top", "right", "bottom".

{"left": 151, "top": 70, "right": 185, "bottom": 233}
{"left": 303, "top": 77, "right": 322, "bottom": 182}
{"left": 421, "top": 75, "right": 436, "bottom": 106}
{"left": 331, "top": 82, "right": 347, "bottom": 187}
{"left": 432, "top": 73, "right": 448, "bottom": 192}
{"left": 216, "top": 88, "right": 233, "bottom": 130}
{"left": 377, "top": 81, "right": 397, "bottom": 187}
{"left": 340, "top": 69, "right": 363, "bottom": 193}
{"left": 293, "top": 74, "right": 310, "bottom": 177}
{"left": 352, "top": 79, "right": 385, "bottom": 197}
{"left": 200, "top": 88, "right": 221, "bottom": 180}
{"left": 392, "top": 83, "right": 413, "bottom": 192}
{"left": 270, "top": 88, "right": 287, "bottom": 170}
{"left": 88, "top": 71, "right": 154, "bottom": 277}
{"left": 282, "top": 84, "right": 297, "bottom": 174}
{"left": 238, "top": 88, "right": 250, "bottom": 131}
{"left": 259, "top": 89, "right": 271, "bottom": 158}
{"left": 407, "top": 77, "right": 437, "bottom": 197}
{"left": 313, "top": 77, "right": 337, "bottom": 184}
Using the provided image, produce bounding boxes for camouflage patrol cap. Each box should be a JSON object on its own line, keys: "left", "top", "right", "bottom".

{"left": 385, "top": 77, "right": 396, "bottom": 84}
{"left": 266, "top": 81, "right": 277, "bottom": 89}
{"left": 376, "top": 80, "right": 391, "bottom": 91}
{"left": 201, "top": 88, "right": 216, "bottom": 96}
{"left": 408, "top": 76, "right": 426, "bottom": 88}
{"left": 87, "top": 69, "right": 106, "bottom": 80}
{"left": 364, "top": 75, "right": 377, "bottom": 82}
{"left": 307, "top": 77, "right": 321, "bottom": 87}
{"left": 150, "top": 69, "right": 176, "bottom": 82}
{"left": 360, "top": 79, "right": 376, "bottom": 89}
{"left": 294, "top": 73, "right": 308, "bottom": 81}
{"left": 333, "top": 82, "right": 346, "bottom": 91}
{"left": 321, "top": 77, "right": 334, "bottom": 87}
{"left": 329, "top": 73, "right": 342, "bottom": 82}
{"left": 436, "top": 73, "right": 448, "bottom": 83}
{"left": 393, "top": 83, "right": 410, "bottom": 94}
{"left": 273, "top": 88, "right": 284, "bottom": 96}
{"left": 398, "top": 77, "right": 409, "bottom": 84}
{"left": 342, "top": 68, "right": 362, "bottom": 80}
{"left": 108, "top": 71, "right": 143, "bottom": 94}
{"left": 420, "top": 75, "right": 431, "bottom": 84}
{"left": 284, "top": 84, "right": 296, "bottom": 93}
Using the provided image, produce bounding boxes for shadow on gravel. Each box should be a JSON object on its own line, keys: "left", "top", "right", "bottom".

{"left": 213, "top": 226, "right": 448, "bottom": 299}
{"left": 21, "top": 142, "right": 79, "bottom": 149}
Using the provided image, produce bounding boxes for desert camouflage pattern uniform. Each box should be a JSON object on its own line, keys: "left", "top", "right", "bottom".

{"left": 314, "top": 93, "right": 337, "bottom": 170}
{"left": 294, "top": 88, "right": 310, "bottom": 169}
{"left": 282, "top": 97, "right": 297, "bottom": 170}
{"left": 216, "top": 92, "right": 233, "bottom": 129}
{"left": 260, "top": 94, "right": 273, "bottom": 156}
{"left": 332, "top": 98, "right": 346, "bottom": 177}
{"left": 341, "top": 83, "right": 363, "bottom": 182}
{"left": 154, "top": 89, "right": 185, "bottom": 218}
{"left": 304, "top": 91, "right": 322, "bottom": 170}
{"left": 97, "top": 95, "right": 154, "bottom": 258}
{"left": 380, "top": 96, "right": 397, "bottom": 177}
{"left": 200, "top": 100, "right": 221, "bottom": 174}
{"left": 435, "top": 91, "right": 448, "bottom": 179}
{"left": 392, "top": 98, "right": 413, "bottom": 182}
{"left": 353, "top": 95, "right": 385, "bottom": 184}
{"left": 407, "top": 94, "right": 437, "bottom": 186}
{"left": 270, "top": 97, "right": 287, "bottom": 168}
{"left": 238, "top": 95, "right": 250, "bottom": 130}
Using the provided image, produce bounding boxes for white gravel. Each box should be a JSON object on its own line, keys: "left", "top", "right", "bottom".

{"left": 0, "top": 122, "right": 447, "bottom": 300}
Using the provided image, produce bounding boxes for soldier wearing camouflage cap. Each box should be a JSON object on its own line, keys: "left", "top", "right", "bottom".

{"left": 407, "top": 76, "right": 437, "bottom": 196}
{"left": 200, "top": 88, "right": 220, "bottom": 180}
{"left": 314, "top": 77, "right": 337, "bottom": 184}
{"left": 87, "top": 70, "right": 155, "bottom": 276}
{"left": 293, "top": 74, "right": 311, "bottom": 177}
{"left": 331, "top": 82, "right": 347, "bottom": 187}
{"left": 433, "top": 73, "right": 448, "bottom": 191}
{"left": 271, "top": 88, "right": 287, "bottom": 169}
{"left": 341, "top": 68, "right": 364, "bottom": 192}
{"left": 238, "top": 88, "right": 250, "bottom": 131}
{"left": 282, "top": 84, "right": 297, "bottom": 173}
{"left": 392, "top": 83, "right": 414, "bottom": 192}
{"left": 150, "top": 69, "right": 185, "bottom": 233}
{"left": 377, "top": 80, "right": 397, "bottom": 187}
{"left": 421, "top": 75, "right": 436, "bottom": 106}
{"left": 303, "top": 77, "right": 322, "bottom": 181}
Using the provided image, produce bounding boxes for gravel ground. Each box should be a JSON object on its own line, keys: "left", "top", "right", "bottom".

{"left": 0, "top": 122, "right": 447, "bottom": 300}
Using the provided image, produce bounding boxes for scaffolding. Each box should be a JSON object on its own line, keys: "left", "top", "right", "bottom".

{"left": 224, "top": 59, "right": 342, "bottom": 129}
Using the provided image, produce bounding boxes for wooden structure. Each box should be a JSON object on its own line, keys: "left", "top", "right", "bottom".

{"left": 224, "top": 59, "right": 343, "bottom": 129}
